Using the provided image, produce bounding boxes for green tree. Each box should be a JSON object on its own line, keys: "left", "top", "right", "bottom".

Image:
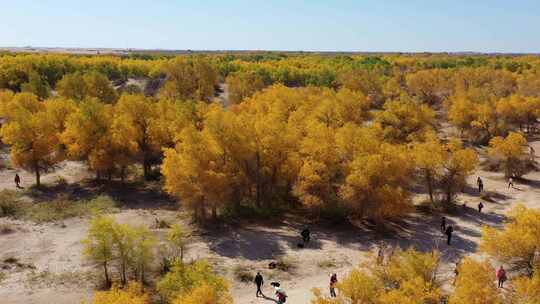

{"left": 82, "top": 216, "right": 116, "bottom": 287}
{"left": 157, "top": 260, "right": 229, "bottom": 303}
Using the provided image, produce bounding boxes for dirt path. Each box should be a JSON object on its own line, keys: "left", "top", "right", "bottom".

{"left": 1, "top": 142, "right": 540, "bottom": 303}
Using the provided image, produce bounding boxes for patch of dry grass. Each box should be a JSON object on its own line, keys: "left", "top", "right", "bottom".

{"left": 233, "top": 264, "right": 254, "bottom": 283}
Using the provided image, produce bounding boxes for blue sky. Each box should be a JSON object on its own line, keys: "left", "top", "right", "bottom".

{"left": 1, "top": 0, "right": 539, "bottom": 52}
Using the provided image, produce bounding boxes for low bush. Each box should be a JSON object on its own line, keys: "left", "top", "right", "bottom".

{"left": 0, "top": 223, "right": 15, "bottom": 234}
{"left": 233, "top": 264, "right": 254, "bottom": 283}
{"left": 0, "top": 190, "right": 26, "bottom": 218}
{"left": 317, "top": 259, "right": 337, "bottom": 269}
{"left": 24, "top": 195, "right": 118, "bottom": 223}
{"left": 275, "top": 256, "right": 297, "bottom": 273}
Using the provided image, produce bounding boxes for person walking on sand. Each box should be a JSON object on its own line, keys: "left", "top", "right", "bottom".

{"left": 301, "top": 226, "right": 311, "bottom": 244}
{"left": 478, "top": 201, "right": 484, "bottom": 213}
{"left": 497, "top": 265, "right": 507, "bottom": 288}
{"left": 14, "top": 173, "right": 21, "bottom": 188}
{"left": 477, "top": 177, "right": 484, "bottom": 193}
{"left": 445, "top": 225, "right": 454, "bottom": 245}
{"left": 254, "top": 272, "right": 264, "bottom": 297}
{"left": 508, "top": 177, "right": 514, "bottom": 189}
{"left": 441, "top": 217, "right": 446, "bottom": 234}
{"left": 275, "top": 286, "right": 287, "bottom": 304}
{"left": 329, "top": 273, "right": 338, "bottom": 298}
{"left": 377, "top": 244, "right": 384, "bottom": 265}
{"left": 453, "top": 262, "right": 459, "bottom": 285}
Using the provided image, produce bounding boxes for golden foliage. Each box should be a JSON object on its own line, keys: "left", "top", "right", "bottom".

{"left": 311, "top": 248, "right": 441, "bottom": 304}
{"left": 449, "top": 258, "right": 501, "bottom": 304}
{"left": 488, "top": 132, "right": 530, "bottom": 177}
{"left": 91, "top": 282, "right": 150, "bottom": 304}
{"left": 160, "top": 56, "right": 218, "bottom": 102}
{"left": 481, "top": 205, "right": 540, "bottom": 274}
{"left": 172, "top": 283, "right": 233, "bottom": 304}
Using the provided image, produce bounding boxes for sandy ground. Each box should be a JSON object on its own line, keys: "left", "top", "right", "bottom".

{"left": 1, "top": 141, "right": 540, "bottom": 304}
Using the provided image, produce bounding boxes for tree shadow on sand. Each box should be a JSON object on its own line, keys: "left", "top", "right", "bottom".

{"left": 261, "top": 295, "right": 279, "bottom": 303}
{"left": 203, "top": 220, "right": 376, "bottom": 261}
{"left": 23, "top": 179, "right": 177, "bottom": 210}
{"left": 384, "top": 210, "right": 500, "bottom": 263}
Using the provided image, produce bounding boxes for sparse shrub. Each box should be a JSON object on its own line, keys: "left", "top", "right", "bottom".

{"left": 25, "top": 195, "right": 117, "bottom": 222}
{"left": 317, "top": 259, "right": 337, "bottom": 269}
{"left": 0, "top": 190, "right": 25, "bottom": 218}
{"left": 275, "top": 256, "right": 297, "bottom": 273}
{"left": 55, "top": 176, "right": 69, "bottom": 187}
{"left": 0, "top": 223, "right": 15, "bottom": 234}
{"left": 155, "top": 218, "right": 171, "bottom": 229}
{"left": 3, "top": 257, "right": 18, "bottom": 264}
{"left": 233, "top": 264, "right": 254, "bottom": 283}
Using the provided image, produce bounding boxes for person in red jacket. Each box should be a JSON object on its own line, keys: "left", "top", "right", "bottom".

{"left": 497, "top": 265, "right": 507, "bottom": 288}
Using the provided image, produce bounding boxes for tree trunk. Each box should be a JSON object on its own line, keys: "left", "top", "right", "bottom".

{"left": 143, "top": 152, "right": 151, "bottom": 181}
{"left": 103, "top": 261, "right": 110, "bottom": 288}
{"left": 120, "top": 166, "right": 126, "bottom": 183}
{"left": 139, "top": 263, "right": 145, "bottom": 285}
{"left": 35, "top": 164, "right": 41, "bottom": 187}
{"left": 121, "top": 262, "right": 127, "bottom": 286}
{"left": 212, "top": 203, "right": 217, "bottom": 221}
{"left": 426, "top": 171, "right": 434, "bottom": 205}
{"left": 255, "top": 152, "right": 261, "bottom": 208}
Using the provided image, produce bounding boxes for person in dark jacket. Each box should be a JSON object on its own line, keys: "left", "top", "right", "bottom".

{"left": 301, "top": 227, "right": 311, "bottom": 244}
{"left": 478, "top": 202, "right": 484, "bottom": 213}
{"left": 445, "top": 225, "right": 454, "bottom": 245}
{"left": 477, "top": 177, "right": 484, "bottom": 193}
{"left": 441, "top": 217, "right": 446, "bottom": 234}
{"left": 254, "top": 272, "right": 264, "bottom": 297}
{"left": 14, "top": 173, "right": 21, "bottom": 188}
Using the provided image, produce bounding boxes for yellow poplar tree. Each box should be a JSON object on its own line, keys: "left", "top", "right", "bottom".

{"left": 226, "top": 71, "right": 267, "bottom": 104}
{"left": 0, "top": 93, "right": 72, "bottom": 186}
{"left": 311, "top": 248, "right": 441, "bottom": 304}
{"left": 412, "top": 133, "right": 446, "bottom": 205}
{"left": 439, "top": 139, "right": 479, "bottom": 204}
{"left": 339, "top": 144, "right": 414, "bottom": 221}
{"left": 488, "top": 131, "right": 530, "bottom": 177}
{"left": 481, "top": 205, "right": 540, "bottom": 275}
{"left": 162, "top": 125, "right": 234, "bottom": 221}
{"left": 293, "top": 120, "right": 340, "bottom": 212}
{"left": 511, "top": 271, "right": 540, "bottom": 303}
{"left": 63, "top": 98, "right": 133, "bottom": 180}
{"left": 160, "top": 56, "right": 218, "bottom": 102}
{"left": 374, "top": 94, "right": 436, "bottom": 143}
{"left": 112, "top": 94, "right": 157, "bottom": 180}
{"left": 449, "top": 258, "right": 501, "bottom": 304}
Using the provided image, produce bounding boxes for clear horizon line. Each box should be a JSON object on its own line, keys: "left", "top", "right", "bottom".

{"left": 1, "top": 46, "right": 539, "bottom": 55}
